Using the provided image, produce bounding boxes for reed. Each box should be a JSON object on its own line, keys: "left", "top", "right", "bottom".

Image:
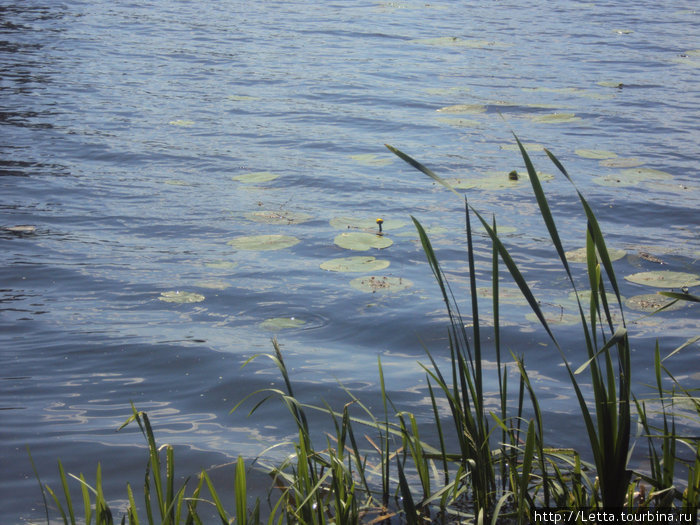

{"left": 32, "top": 141, "right": 698, "bottom": 524}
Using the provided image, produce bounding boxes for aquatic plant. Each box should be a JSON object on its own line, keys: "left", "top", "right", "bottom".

{"left": 32, "top": 141, "right": 698, "bottom": 524}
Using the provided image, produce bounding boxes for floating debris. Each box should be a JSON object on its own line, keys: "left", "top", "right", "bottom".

{"left": 3, "top": 225, "right": 36, "bottom": 234}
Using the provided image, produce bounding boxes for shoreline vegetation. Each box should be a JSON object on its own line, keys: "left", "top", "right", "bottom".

{"left": 31, "top": 140, "right": 699, "bottom": 524}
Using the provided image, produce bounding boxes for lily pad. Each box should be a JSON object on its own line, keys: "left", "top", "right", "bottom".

{"left": 436, "top": 104, "right": 486, "bottom": 114}
{"left": 349, "top": 276, "right": 412, "bottom": 293}
{"left": 447, "top": 170, "right": 553, "bottom": 190}
{"left": 625, "top": 294, "right": 685, "bottom": 313}
{"left": 592, "top": 175, "right": 639, "bottom": 188}
{"left": 350, "top": 154, "right": 393, "bottom": 166}
{"left": 260, "top": 317, "right": 306, "bottom": 331}
{"left": 436, "top": 117, "right": 481, "bottom": 128}
{"left": 169, "top": 119, "right": 195, "bottom": 126}
{"left": 568, "top": 290, "right": 622, "bottom": 304}
{"left": 245, "top": 210, "right": 312, "bottom": 224}
{"left": 597, "top": 81, "right": 625, "bottom": 89}
{"left": 575, "top": 149, "right": 617, "bottom": 159}
{"left": 164, "top": 179, "right": 191, "bottom": 186}
{"left": 194, "top": 280, "right": 230, "bottom": 290}
{"left": 233, "top": 171, "right": 279, "bottom": 183}
{"left": 205, "top": 260, "right": 238, "bottom": 270}
{"left": 532, "top": 112, "right": 581, "bottom": 123}
{"left": 159, "top": 291, "right": 205, "bottom": 303}
{"left": 476, "top": 287, "right": 528, "bottom": 305}
{"left": 565, "top": 247, "right": 626, "bottom": 263}
{"left": 334, "top": 232, "right": 393, "bottom": 251}
{"left": 624, "top": 271, "right": 700, "bottom": 289}
{"left": 619, "top": 168, "right": 673, "bottom": 181}
{"left": 228, "top": 234, "right": 300, "bottom": 251}
{"left": 599, "top": 157, "right": 644, "bottom": 168}
{"left": 320, "top": 256, "right": 390, "bottom": 273}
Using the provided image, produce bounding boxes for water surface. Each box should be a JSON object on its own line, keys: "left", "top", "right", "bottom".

{"left": 1, "top": 1, "right": 699, "bottom": 521}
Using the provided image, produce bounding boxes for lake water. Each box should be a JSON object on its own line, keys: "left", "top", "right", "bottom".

{"left": 2, "top": 1, "right": 699, "bottom": 521}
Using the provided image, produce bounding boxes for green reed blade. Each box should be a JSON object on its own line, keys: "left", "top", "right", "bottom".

{"left": 235, "top": 456, "right": 248, "bottom": 525}
{"left": 385, "top": 144, "right": 461, "bottom": 197}
{"left": 126, "top": 483, "right": 139, "bottom": 525}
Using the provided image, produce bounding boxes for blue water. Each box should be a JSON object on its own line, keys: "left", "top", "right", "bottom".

{"left": 2, "top": 1, "right": 699, "bottom": 521}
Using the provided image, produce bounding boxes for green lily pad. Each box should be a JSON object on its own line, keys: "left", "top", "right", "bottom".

{"left": 575, "top": 149, "right": 617, "bottom": 159}
{"left": 320, "top": 256, "right": 390, "bottom": 273}
{"left": 624, "top": 271, "right": 700, "bottom": 288}
{"left": 159, "top": 291, "right": 205, "bottom": 303}
{"left": 597, "top": 81, "right": 625, "bottom": 88}
{"left": 168, "top": 119, "right": 195, "bottom": 126}
{"left": 228, "top": 234, "right": 300, "bottom": 251}
{"left": 334, "top": 232, "right": 393, "bottom": 251}
{"left": 350, "top": 153, "right": 394, "bottom": 166}
{"left": 205, "top": 260, "right": 238, "bottom": 270}
{"left": 245, "top": 210, "right": 312, "bottom": 224}
{"left": 599, "top": 157, "right": 644, "bottom": 168}
{"left": 532, "top": 112, "right": 581, "bottom": 123}
{"left": 565, "top": 247, "right": 626, "bottom": 263}
{"left": 349, "top": 276, "right": 412, "bottom": 293}
{"left": 447, "top": 170, "right": 553, "bottom": 190}
{"left": 476, "top": 287, "right": 528, "bottom": 305}
{"left": 593, "top": 167, "right": 674, "bottom": 188}
{"left": 592, "top": 175, "right": 639, "bottom": 187}
{"left": 568, "top": 290, "right": 622, "bottom": 304}
{"left": 643, "top": 180, "right": 693, "bottom": 193}
{"left": 194, "top": 280, "right": 230, "bottom": 290}
{"left": 233, "top": 171, "right": 279, "bottom": 183}
{"left": 260, "top": 317, "right": 306, "bottom": 331}
{"left": 625, "top": 294, "right": 685, "bottom": 313}
{"left": 619, "top": 168, "right": 673, "bottom": 180}
{"left": 435, "top": 117, "right": 481, "bottom": 128}
{"left": 436, "top": 104, "right": 486, "bottom": 114}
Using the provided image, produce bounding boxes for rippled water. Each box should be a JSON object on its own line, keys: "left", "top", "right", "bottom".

{"left": 2, "top": 1, "right": 699, "bottom": 521}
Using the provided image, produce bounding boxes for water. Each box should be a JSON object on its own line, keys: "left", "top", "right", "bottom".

{"left": 2, "top": 1, "right": 699, "bottom": 521}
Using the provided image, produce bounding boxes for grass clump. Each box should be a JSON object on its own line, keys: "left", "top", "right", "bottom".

{"left": 33, "top": 140, "right": 699, "bottom": 524}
